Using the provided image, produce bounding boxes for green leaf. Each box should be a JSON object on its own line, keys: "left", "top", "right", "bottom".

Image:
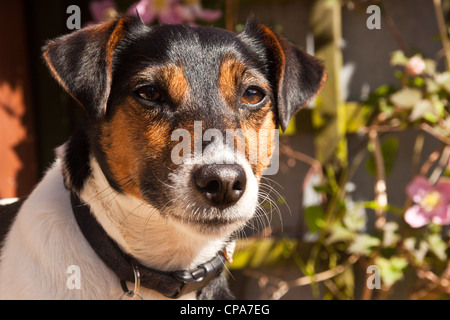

{"left": 366, "top": 137, "right": 399, "bottom": 177}
{"left": 374, "top": 85, "right": 397, "bottom": 97}
{"left": 409, "top": 99, "right": 435, "bottom": 122}
{"left": 375, "top": 256, "right": 408, "bottom": 287}
{"left": 427, "top": 234, "right": 447, "bottom": 261}
{"left": 343, "top": 200, "right": 367, "bottom": 232}
{"left": 379, "top": 98, "right": 395, "bottom": 116}
{"left": 430, "top": 95, "right": 445, "bottom": 117}
{"left": 229, "top": 239, "right": 298, "bottom": 270}
{"left": 413, "top": 77, "right": 425, "bottom": 87}
{"left": 436, "top": 71, "right": 450, "bottom": 93}
{"left": 230, "top": 246, "right": 253, "bottom": 269}
{"left": 382, "top": 222, "right": 400, "bottom": 248}
{"left": 325, "top": 222, "right": 355, "bottom": 245}
{"left": 361, "top": 200, "right": 384, "bottom": 210}
{"left": 264, "top": 241, "right": 290, "bottom": 265}
{"left": 333, "top": 267, "right": 355, "bottom": 299}
{"left": 390, "top": 50, "right": 409, "bottom": 66}
{"left": 425, "top": 78, "right": 440, "bottom": 94}
{"left": 276, "top": 196, "right": 287, "bottom": 205}
{"left": 404, "top": 237, "right": 428, "bottom": 265}
{"left": 424, "top": 58, "right": 437, "bottom": 76}
{"left": 304, "top": 206, "right": 325, "bottom": 233}
{"left": 261, "top": 200, "right": 272, "bottom": 210}
{"left": 347, "top": 234, "right": 381, "bottom": 256}
{"left": 390, "top": 88, "right": 422, "bottom": 109}
{"left": 249, "top": 239, "right": 277, "bottom": 268}
{"left": 234, "top": 23, "right": 245, "bottom": 33}
{"left": 394, "top": 70, "right": 404, "bottom": 80}
{"left": 313, "top": 185, "right": 334, "bottom": 195}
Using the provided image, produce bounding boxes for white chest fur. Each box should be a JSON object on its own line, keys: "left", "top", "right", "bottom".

{"left": 0, "top": 159, "right": 228, "bottom": 299}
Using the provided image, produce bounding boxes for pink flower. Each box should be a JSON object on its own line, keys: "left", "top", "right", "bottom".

{"left": 177, "top": 0, "right": 222, "bottom": 23}
{"left": 88, "top": 0, "right": 118, "bottom": 24}
{"left": 405, "top": 56, "right": 426, "bottom": 77}
{"left": 128, "top": 0, "right": 184, "bottom": 25}
{"left": 405, "top": 176, "right": 450, "bottom": 228}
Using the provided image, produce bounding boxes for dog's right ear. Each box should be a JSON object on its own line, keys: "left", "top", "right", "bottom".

{"left": 238, "top": 17, "right": 326, "bottom": 132}
{"left": 43, "top": 17, "right": 142, "bottom": 120}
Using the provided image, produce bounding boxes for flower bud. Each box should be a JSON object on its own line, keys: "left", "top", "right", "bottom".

{"left": 405, "top": 56, "right": 426, "bottom": 77}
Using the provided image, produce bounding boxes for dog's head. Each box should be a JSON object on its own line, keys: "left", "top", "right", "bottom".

{"left": 43, "top": 17, "right": 325, "bottom": 236}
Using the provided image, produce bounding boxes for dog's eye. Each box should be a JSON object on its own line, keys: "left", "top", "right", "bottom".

{"left": 241, "top": 88, "right": 265, "bottom": 105}
{"left": 136, "top": 86, "right": 162, "bottom": 102}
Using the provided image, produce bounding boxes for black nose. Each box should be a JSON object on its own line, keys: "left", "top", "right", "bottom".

{"left": 194, "top": 164, "right": 247, "bottom": 208}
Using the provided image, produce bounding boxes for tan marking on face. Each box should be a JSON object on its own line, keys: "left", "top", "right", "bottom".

{"left": 218, "top": 56, "right": 247, "bottom": 108}
{"left": 100, "top": 97, "right": 172, "bottom": 199}
{"left": 105, "top": 19, "right": 128, "bottom": 65}
{"left": 258, "top": 24, "right": 286, "bottom": 90}
{"left": 240, "top": 102, "right": 276, "bottom": 178}
{"left": 157, "top": 63, "right": 190, "bottom": 105}
{"left": 132, "top": 63, "right": 190, "bottom": 107}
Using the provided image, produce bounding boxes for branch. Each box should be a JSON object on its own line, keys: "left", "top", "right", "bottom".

{"left": 429, "top": 145, "right": 450, "bottom": 185}
{"left": 410, "top": 261, "right": 450, "bottom": 299}
{"left": 419, "top": 149, "right": 442, "bottom": 176}
{"left": 368, "top": 129, "right": 387, "bottom": 230}
{"left": 433, "top": 0, "right": 450, "bottom": 69}
{"left": 280, "top": 143, "right": 323, "bottom": 174}
{"left": 290, "top": 254, "right": 359, "bottom": 287}
{"left": 280, "top": 143, "right": 325, "bottom": 192}
{"left": 419, "top": 123, "right": 450, "bottom": 145}
{"left": 244, "top": 255, "right": 360, "bottom": 300}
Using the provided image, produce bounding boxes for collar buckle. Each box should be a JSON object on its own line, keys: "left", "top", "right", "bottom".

{"left": 170, "top": 251, "right": 226, "bottom": 299}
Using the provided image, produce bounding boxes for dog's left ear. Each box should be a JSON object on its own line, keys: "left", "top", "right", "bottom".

{"left": 43, "top": 17, "right": 140, "bottom": 120}
{"left": 239, "top": 18, "right": 327, "bottom": 132}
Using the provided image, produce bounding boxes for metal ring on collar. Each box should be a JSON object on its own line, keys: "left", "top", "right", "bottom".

{"left": 120, "top": 265, "right": 143, "bottom": 300}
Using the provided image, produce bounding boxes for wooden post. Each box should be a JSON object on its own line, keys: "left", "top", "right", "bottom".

{"left": 310, "top": 0, "right": 347, "bottom": 166}
{"left": 225, "top": 0, "right": 240, "bottom": 32}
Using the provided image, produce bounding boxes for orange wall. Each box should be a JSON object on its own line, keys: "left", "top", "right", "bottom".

{"left": 0, "top": 1, "right": 38, "bottom": 198}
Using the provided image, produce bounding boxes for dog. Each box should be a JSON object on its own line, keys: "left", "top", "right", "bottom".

{"left": 0, "top": 16, "right": 325, "bottom": 300}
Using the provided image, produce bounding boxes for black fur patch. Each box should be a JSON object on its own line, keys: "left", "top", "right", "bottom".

{"left": 63, "top": 127, "right": 92, "bottom": 193}
{"left": 197, "top": 272, "right": 235, "bottom": 300}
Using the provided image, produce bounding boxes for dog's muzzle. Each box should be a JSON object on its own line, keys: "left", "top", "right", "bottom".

{"left": 166, "top": 144, "right": 259, "bottom": 233}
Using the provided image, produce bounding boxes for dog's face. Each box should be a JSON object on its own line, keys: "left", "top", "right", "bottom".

{"left": 43, "top": 17, "right": 325, "bottom": 236}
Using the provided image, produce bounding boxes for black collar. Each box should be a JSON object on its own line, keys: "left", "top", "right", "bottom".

{"left": 70, "top": 191, "right": 227, "bottom": 299}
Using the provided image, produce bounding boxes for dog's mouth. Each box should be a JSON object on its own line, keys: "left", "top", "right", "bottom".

{"left": 164, "top": 189, "right": 256, "bottom": 231}
{"left": 139, "top": 176, "right": 257, "bottom": 234}
{"left": 169, "top": 211, "right": 248, "bottom": 229}
{"left": 166, "top": 207, "right": 253, "bottom": 236}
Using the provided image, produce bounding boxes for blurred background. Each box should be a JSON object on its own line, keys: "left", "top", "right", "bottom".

{"left": 1, "top": 0, "right": 449, "bottom": 300}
